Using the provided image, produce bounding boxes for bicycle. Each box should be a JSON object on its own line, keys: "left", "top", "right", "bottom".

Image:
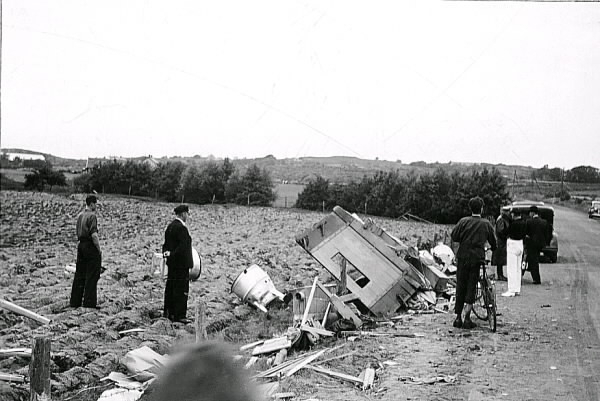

{"left": 472, "top": 260, "right": 497, "bottom": 332}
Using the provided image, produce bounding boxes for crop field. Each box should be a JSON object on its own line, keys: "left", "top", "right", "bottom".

{"left": 0, "top": 190, "right": 454, "bottom": 401}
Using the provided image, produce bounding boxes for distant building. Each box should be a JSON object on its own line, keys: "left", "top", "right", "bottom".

{"left": 2, "top": 152, "right": 45, "bottom": 161}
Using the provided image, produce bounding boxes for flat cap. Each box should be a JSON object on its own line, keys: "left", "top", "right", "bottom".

{"left": 174, "top": 204, "right": 189, "bottom": 215}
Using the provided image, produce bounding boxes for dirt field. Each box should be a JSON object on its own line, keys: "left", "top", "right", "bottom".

{"left": 0, "top": 190, "right": 451, "bottom": 400}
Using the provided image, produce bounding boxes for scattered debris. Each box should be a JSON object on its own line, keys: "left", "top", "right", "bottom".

{"left": 0, "top": 372, "right": 25, "bottom": 383}
{"left": 0, "top": 348, "right": 32, "bottom": 358}
{"left": 252, "top": 337, "right": 291, "bottom": 356}
{"left": 121, "top": 346, "right": 168, "bottom": 382}
{"left": 398, "top": 375, "right": 456, "bottom": 385}
{"left": 0, "top": 298, "right": 51, "bottom": 325}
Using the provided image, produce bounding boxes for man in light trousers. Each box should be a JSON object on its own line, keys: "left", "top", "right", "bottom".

{"left": 503, "top": 212, "right": 527, "bottom": 297}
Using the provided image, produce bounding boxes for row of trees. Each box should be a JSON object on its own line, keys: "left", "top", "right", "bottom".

{"left": 533, "top": 165, "right": 600, "bottom": 183}
{"left": 74, "top": 159, "right": 277, "bottom": 206}
{"left": 295, "top": 168, "right": 510, "bottom": 224}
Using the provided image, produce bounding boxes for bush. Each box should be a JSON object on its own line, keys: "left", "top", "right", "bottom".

{"left": 24, "top": 163, "right": 67, "bottom": 192}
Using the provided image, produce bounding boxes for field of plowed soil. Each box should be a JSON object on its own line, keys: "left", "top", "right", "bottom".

{"left": 0, "top": 190, "right": 457, "bottom": 401}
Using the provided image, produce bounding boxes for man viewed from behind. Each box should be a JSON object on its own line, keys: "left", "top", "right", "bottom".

{"left": 162, "top": 204, "right": 193, "bottom": 323}
{"left": 70, "top": 195, "right": 102, "bottom": 309}
{"left": 525, "top": 205, "right": 550, "bottom": 284}
{"left": 451, "top": 197, "right": 497, "bottom": 329}
{"left": 492, "top": 206, "right": 510, "bottom": 282}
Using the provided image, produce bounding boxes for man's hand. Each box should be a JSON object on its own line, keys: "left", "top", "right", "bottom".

{"left": 163, "top": 251, "right": 171, "bottom": 257}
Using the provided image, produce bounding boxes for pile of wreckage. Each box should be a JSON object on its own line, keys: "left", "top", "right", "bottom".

{"left": 226, "top": 206, "right": 459, "bottom": 397}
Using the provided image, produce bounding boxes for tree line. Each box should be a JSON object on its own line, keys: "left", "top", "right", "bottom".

{"left": 532, "top": 165, "right": 600, "bottom": 183}
{"left": 73, "top": 159, "right": 277, "bottom": 206}
{"left": 295, "top": 168, "right": 511, "bottom": 224}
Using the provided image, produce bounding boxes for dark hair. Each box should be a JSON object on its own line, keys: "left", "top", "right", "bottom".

{"left": 529, "top": 205, "right": 539, "bottom": 214}
{"left": 85, "top": 195, "right": 97, "bottom": 206}
{"left": 174, "top": 204, "right": 189, "bottom": 215}
{"left": 468, "top": 197, "right": 484, "bottom": 214}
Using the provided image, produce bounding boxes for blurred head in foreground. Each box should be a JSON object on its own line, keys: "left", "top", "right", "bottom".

{"left": 147, "top": 342, "right": 262, "bottom": 401}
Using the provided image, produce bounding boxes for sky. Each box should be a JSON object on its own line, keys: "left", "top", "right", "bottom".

{"left": 1, "top": 1, "right": 599, "bottom": 169}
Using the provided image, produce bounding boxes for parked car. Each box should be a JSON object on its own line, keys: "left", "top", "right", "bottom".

{"left": 501, "top": 201, "right": 558, "bottom": 263}
{"left": 589, "top": 201, "right": 600, "bottom": 219}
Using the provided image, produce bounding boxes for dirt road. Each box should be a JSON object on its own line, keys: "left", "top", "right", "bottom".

{"left": 420, "top": 206, "right": 600, "bottom": 401}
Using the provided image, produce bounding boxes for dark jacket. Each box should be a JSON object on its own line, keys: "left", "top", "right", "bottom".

{"left": 526, "top": 216, "right": 551, "bottom": 250}
{"left": 451, "top": 215, "right": 497, "bottom": 265}
{"left": 162, "top": 219, "right": 193, "bottom": 273}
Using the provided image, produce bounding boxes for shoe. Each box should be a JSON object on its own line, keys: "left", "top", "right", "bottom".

{"left": 532, "top": 281, "right": 541, "bottom": 285}
{"left": 514, "top": 292, "right": 520, "bottom": 296}
{"left": 501, "top": 291, "right": 515, "bottom": 297}
{"left": 174, "top": 318, "right": 192, "bottom": 324}
{"left": 462, "top": 319, "right": 477, "bottom": 329}
{"left": 453, "top": 317, "right": 463, "bottom": 328}
{"left": 497, "top": 275, "right": 507, "bottom": 282}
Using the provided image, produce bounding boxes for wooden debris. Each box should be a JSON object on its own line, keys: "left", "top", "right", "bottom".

{"left": 273, "top": 349, "right": 287, "bottom": 366}
{"left": 30, "top": 337, "right": 51, "bottom": 401}
{"left": 305, "top": 365, "right": 362, "bottom": 384}
{"left": 195, "top": 300, "right": 207, "bottom": 342}
{"left": 240, "top": 339, "right": 265, "bottom": 352}
{"left": 118, "top": 328, "right": 146, "bottom": 335}
{"left": 340, "top": 331, "right": 424, "bottom": 338}
{"left": 0, "top": 299, "right": 51, "bottom": 325}
{"left": 300, "top": 325, "right": 334, "bottom": 337}
{"left": 0, "top": 372, "right": 25, "bottom": 383}
{"left": 362, "top": 367, "right": 375, "bottom": 390}
{"left": 285, "top": 349, "right": 327, "bottom": 377}
{"left": 301, "top": 277, "right": 319, "bottom": 326}
{"left": 273, "top": 392, "right": 295, "bottom": 400}
{"left": 245, "top": 356, "right": 259, "bottom": 369}
{"left": 0, "top": 348, "right": 32, "bottom": 358}
{"left": 252, "top": 337, "right": 291, "bottom": 356}
{"left": 315, "top": 282, "right": 362, "bottom": 329}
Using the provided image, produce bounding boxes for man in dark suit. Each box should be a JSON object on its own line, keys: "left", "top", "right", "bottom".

{"left": 525, "top": 205, "right": 551, "bottom": 284}
{"left": 162, "top": 204, "right": 194, "bottom": 323}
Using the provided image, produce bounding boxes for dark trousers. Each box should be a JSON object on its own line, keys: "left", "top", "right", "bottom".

{"left": 455, "top": 259, "right": 480, "bottom": 316}
{"left": 526, "top": 246, "right": 541, "bottom": 283}
{"left": 164, "top": 267, "right": 190, "bottom": 321}
{"left": 70, "top": 241, "right": 101, "bottom": 308}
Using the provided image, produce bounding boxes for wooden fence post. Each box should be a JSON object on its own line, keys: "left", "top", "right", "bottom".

{"left": 337, "top": 258, "right": 347, "bottom": 296}
{"left": 29, "top": 336, "right": 51, "bottom": 401}
{"left": 195, "top": 300, "right": 207, "bottom": 342}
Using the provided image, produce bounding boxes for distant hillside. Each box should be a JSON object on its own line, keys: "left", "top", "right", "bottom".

{"left": 1, "top": 148, "right": 86, "bottom": 169}
{"left": 1, "top": 147, "right": 538, "bottom": 184}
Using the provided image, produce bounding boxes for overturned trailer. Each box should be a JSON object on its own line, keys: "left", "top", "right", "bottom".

{"left": 295, "top": 206, "right": 430, "bottom": 316}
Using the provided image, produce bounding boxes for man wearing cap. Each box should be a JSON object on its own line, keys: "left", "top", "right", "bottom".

{"left": 70, "top": 195, "right": 103, "bottom": 309}
{"left": 451, "top": 197, "right": 497, "bottom": 329}
{"left": 162, "top": 205, "right": 194, "bottom": 323}
{"left": 525, "top": 205, "right": 551, "bottom": 284}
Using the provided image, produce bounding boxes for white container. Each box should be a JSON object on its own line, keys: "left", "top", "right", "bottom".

{"left": 231, "top": 264, "right": 284, "bottom": 312}
{"left": 153, "top": 249, "right": 201, "bottom": 282}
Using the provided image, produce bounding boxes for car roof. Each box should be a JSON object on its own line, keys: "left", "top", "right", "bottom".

{"left": 502, "top": 203, "right": 555, "bottom": 213}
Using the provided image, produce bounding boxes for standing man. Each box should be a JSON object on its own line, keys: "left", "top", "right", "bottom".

{"left": 525, "top": 205, "right": 550, "bottom": 285}
{"left": 451, "top": 197, "right": 497, "bottom": 329}
{"left": 70, "top": 195, "right": 102, "bottom": 309}
{"left": 502, "top": 211, "right": 527, "bottom": 297}
{"left": 162, "top": 205, "right": 193, "bottom": 323}
{"left": 492, "top": 207, "right": 510, "bottom": 281}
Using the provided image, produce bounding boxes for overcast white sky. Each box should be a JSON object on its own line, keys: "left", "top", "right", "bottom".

{"left": 1, "top": 1, "right": 599, "bottom": 169}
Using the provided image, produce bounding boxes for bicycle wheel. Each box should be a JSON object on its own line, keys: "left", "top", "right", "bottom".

{"left": 472, "top": 281, "right": 488, "bottom": 321}
{"left": 483, "top": 281, "right": 497, "bottom": 332}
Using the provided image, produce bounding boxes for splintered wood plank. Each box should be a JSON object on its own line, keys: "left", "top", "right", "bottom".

{"left": 306, "top": 364, "right": 363, "bottom": 384}
{"left": 300, "top": 325, "right": 335, "bottom": 337}
{"left": 252, "top": 337, "right": 291, "bottom": 356}
{"left": 316, "top": 282, "right": 362, "bottom": 328}
{"left": 285, "top": 349, "right": 327, "bottom": 377}
{"left": 301, "top": 277, "right": 319, "bottom": 326}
